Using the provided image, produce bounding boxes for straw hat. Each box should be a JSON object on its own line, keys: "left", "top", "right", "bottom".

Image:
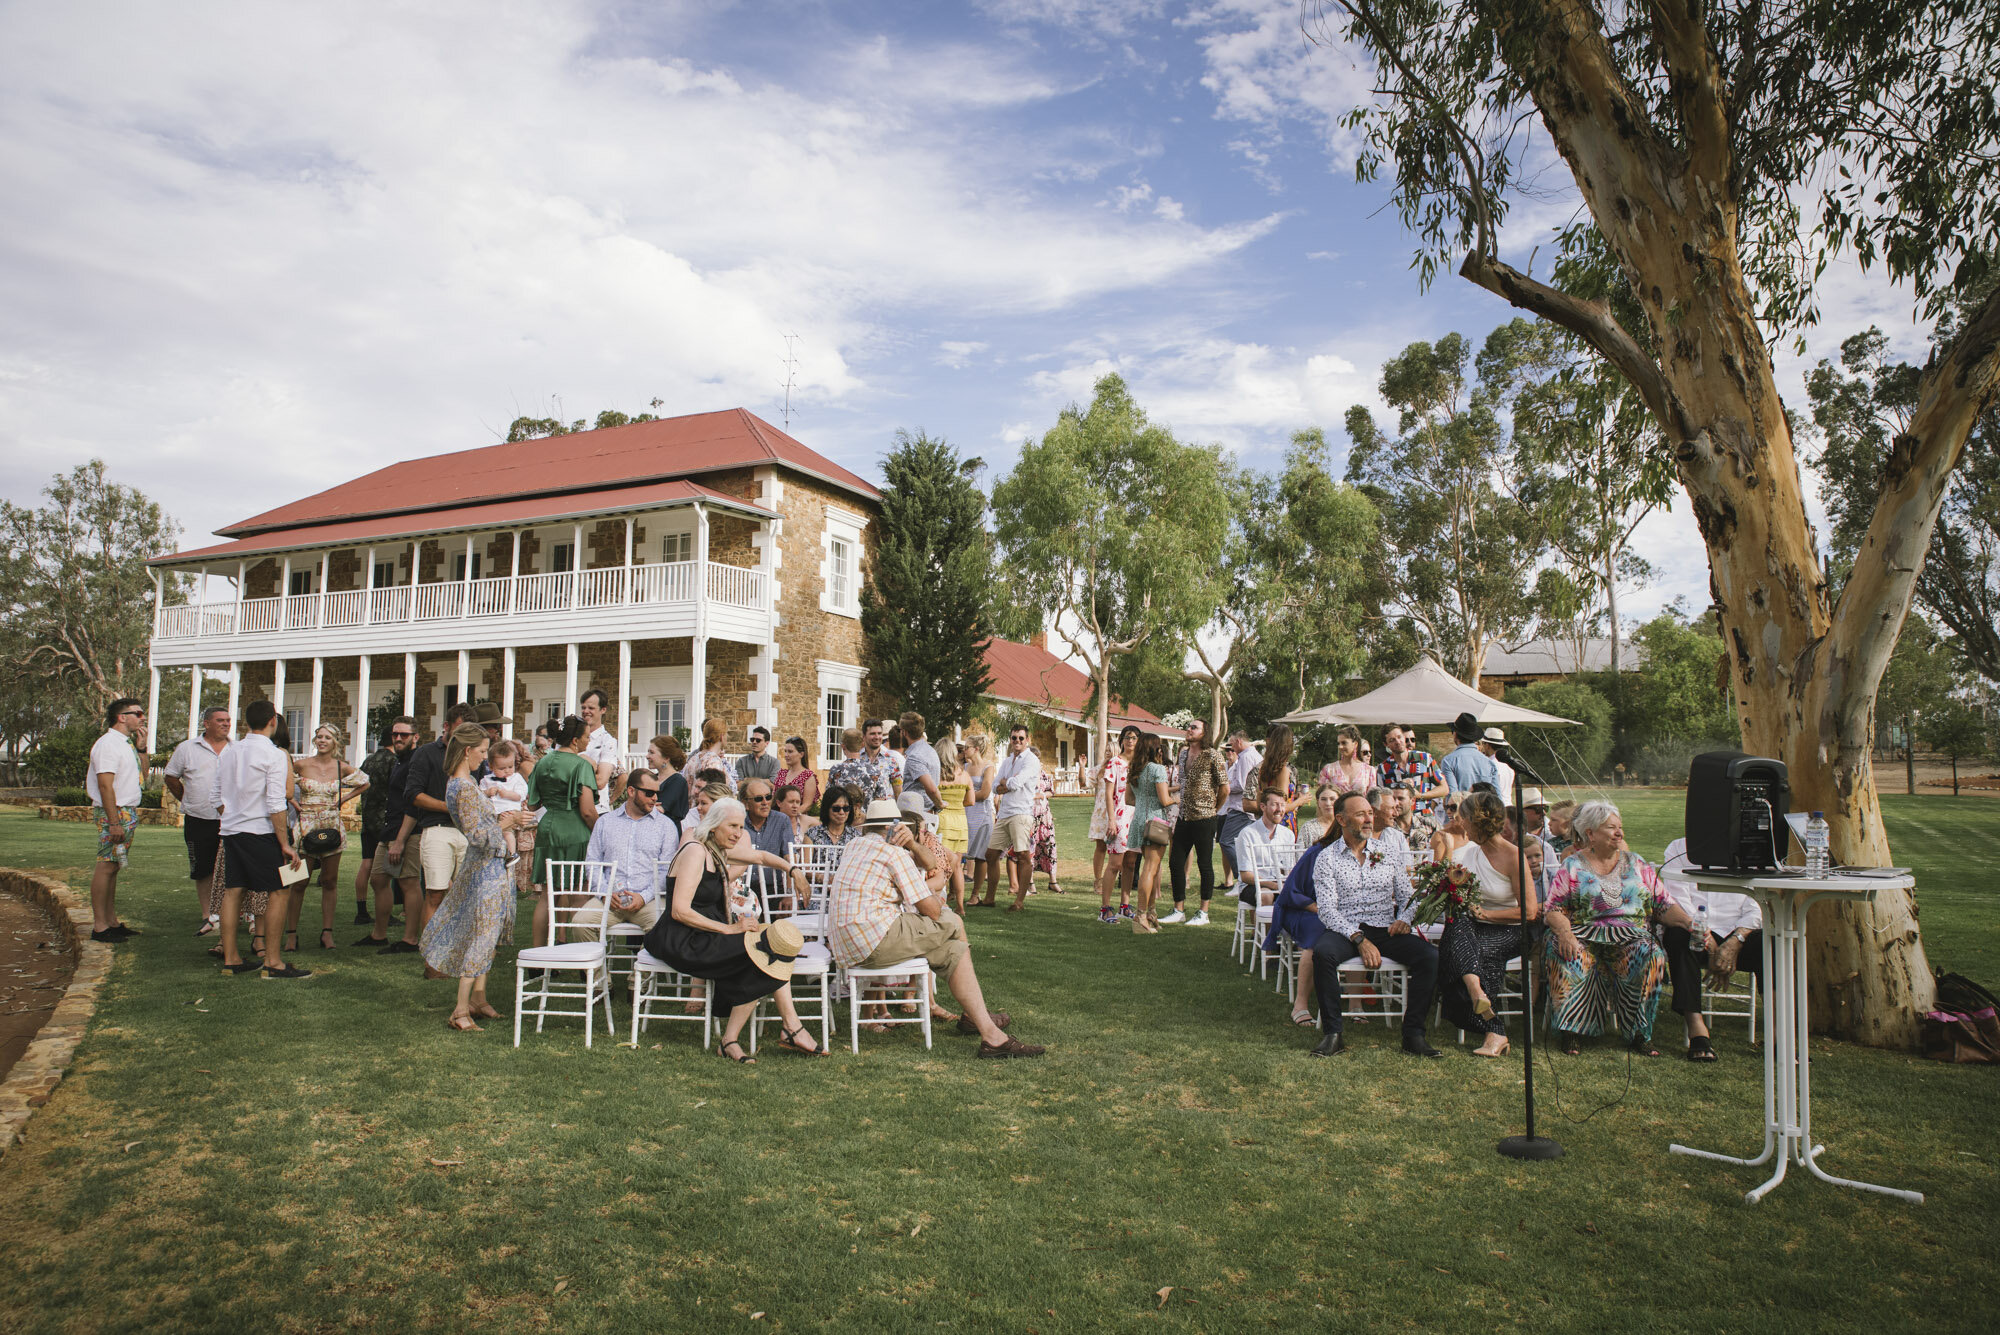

{"left": 860, "top": 797, "right": 919, "bottom": 831}
{"left": 1519, "top": 786, "right": 1548, "bottom": 809}
{"left": 1482, "top": 725, "right": 1507, "bottom": 745}
{"left": 744, "top": 919, "right": 805, "bottom": 983}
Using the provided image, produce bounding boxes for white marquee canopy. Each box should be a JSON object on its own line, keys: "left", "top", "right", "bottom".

{"left": 1273, "top": 655, "right": 1579, "bottom": 729}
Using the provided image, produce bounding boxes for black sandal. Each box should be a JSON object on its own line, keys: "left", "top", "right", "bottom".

{"left": 319, "top": 928, "right": 336, "bottom": 950}
{"left": 1687, "top": 1035, "right": 1718, "bottom": 1062}
{"left": 779, "top": 1024, "right": 829, "bottom": 1057}
{"left": 1557, "top": 1031, "right": 1582, "bottom": 1056}
{"left": 1629, "top": 1035, "right": 1663, "bottom": 1058}
{"left": 717, "top": 1040, "right": 756, "bottom": 1064}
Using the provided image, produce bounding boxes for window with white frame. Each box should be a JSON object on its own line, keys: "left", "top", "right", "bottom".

{"left": 659, "top": 530, "right": 694, "bottom": 564}
{"left": 288, "top": 570, "right": 315, "bottom": 597}
{"left": 283, "top": 707, "right": 308, "bottom": 754}
{"left": 373, "top": 562, "right": 396, "bottom": 588}
{"left": 823, "top": 689, "right": 848, "bottom": 765}
{"left": 815, "top": 659, "right": 867, "bottom": 766}
{"left": 652, "top": 696, "right": 686, "bottom": 741}
{"left": 819, "top": 507, "right": 868, "bottom": 618}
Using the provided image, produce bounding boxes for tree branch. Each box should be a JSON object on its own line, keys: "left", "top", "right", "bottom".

{"left": 1645, "top": 0, "right": 1731, "bottom": 193}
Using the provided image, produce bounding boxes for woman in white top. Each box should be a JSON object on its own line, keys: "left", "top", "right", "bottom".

{"left": 960, "top": 737, "right": 997, "bottom": 908}
{"left": 1437, "top": 791, "right": 1537, "bottom": 1057}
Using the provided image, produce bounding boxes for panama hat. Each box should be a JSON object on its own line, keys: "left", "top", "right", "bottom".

{"left": 1519, "top": 786, "right": 1548, "bottom": 809}
{"left": 860, "top": 797, "right": 919, "bottom": 831}
{"left": 744, "top": 919, "right": 804, "bottom": 983}
{"left": 1482, "top": 726, "right": 1507, "bottom": 745}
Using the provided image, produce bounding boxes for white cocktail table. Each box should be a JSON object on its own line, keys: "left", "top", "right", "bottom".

{"left": 1662, "top": 869, "right": 1923, "bottom": 1206}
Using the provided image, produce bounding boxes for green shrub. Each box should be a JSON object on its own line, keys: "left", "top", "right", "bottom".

{"left": 1502, "top": 681, "right": 1613, "bottom": 782}
{"left": 139, "top": 790, "right": 163, "bottom": 809}
{"left": 27, "top": 723, "right": 99, "bottom": 788}
{"left": 1629, "top": 736, "right": 1737, "bottom": 786}
{"left": 52, "top": 786, "right": 91, "bottom": 807}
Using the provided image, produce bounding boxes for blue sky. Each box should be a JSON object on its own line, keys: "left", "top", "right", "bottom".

{"left": 0, "top": 0, "right": 1935, "bottom": 633}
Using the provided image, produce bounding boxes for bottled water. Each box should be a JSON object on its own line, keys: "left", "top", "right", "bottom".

{"left": 1804, "top": 811, "right": 1830, "bottom": 879}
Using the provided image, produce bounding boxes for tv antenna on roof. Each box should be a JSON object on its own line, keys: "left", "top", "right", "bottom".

{"left": 780, "top": 333, "right": 800, "bottom": 431}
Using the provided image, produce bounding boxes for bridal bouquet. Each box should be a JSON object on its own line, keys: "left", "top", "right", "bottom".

{"left": 1410, "top": 859, "right": 1479, "bottom": 927}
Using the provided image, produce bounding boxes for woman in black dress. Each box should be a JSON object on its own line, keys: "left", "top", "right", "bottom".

{"left": 644, "top": 796, "right": 827, "bottom": 1063}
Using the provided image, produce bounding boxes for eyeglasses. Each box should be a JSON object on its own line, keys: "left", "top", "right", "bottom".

{"left": 747, "top": 793, "right": 772, "bottom": 802}
{"left": 121, "top": 709, "right": 146, "bottom": 718}
{"left": 829, "top": 804, "right": 851, "bottom": 814}
{"left": 390, "top": 730, "right": 414, "bottom": 739}
{"left": 632, "top": 786, "right": 659, "bottom": 798}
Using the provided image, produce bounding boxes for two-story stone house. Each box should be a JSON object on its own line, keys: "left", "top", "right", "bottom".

{"left": 144, "top": 409, "right": 884, "bottom": 767}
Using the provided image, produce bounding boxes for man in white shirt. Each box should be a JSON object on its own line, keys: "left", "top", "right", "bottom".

{"left": 87, "top": 696, "right": 149, "bottom": 942}
{"left": 164, "top": 705, "right": 232, "bottom": 930}
{"left": 1219, "top": 730, "right": 1262, "bottom": 882}
{"left": 216, "top": 700, "right": 309, "bottom": 979}
{"left": 579, "top": 688, "right": 622, "bottom": 812}
{"left": 991, "top": 724, "right": 1042, "bottom": 911}
{"left": 1480, "top": 727, "right": 1516, "bottom": 801}
{"left": 1366, "top": 787, "right": 1412, "bottom": 868}
{"left": 1659, "top": 837, "right": 1764, "bottom": 1060}
{"left": 1234, "top": 786, "right": 1296, "bottom": 900}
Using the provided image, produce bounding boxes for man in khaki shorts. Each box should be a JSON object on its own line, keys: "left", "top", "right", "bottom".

{"left": 827, "top": 799, "right": 1045, "bottom": 1058}
{"left": 991, "top": 724, "right": 1042, "bottom": 912}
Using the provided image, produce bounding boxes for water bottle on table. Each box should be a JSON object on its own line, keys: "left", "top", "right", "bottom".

{"left": 1803, "top": 811, "right": 1829, "bottom": 879}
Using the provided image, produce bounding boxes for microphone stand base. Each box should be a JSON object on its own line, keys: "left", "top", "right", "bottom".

{"left": 1497, "top": 1135, "right": 1564, "bottom": 1161}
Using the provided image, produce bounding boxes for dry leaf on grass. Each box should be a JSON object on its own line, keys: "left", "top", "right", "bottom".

{"left": 121, "top": 1141, "right": 142, "bottom": 1153}
{"left": 554, "top": 1279, "right": 568, "bottom": 1294}
{"left": 910, "top": 1223, "right": 921, "bottom": 1236}
{"left": 428, "top": 1158, "right": 463, "bottom": 1167}
{"left": 1156, "top": 1286, "right": 1173, "bottom": 1308}
{"left": 750, "top": 1313, "right": 765, "bottom": 1321}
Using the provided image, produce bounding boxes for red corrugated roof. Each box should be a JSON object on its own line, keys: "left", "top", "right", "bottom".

{"left": 982, "top": 637, "right": 1165, "bottom": 730}
{"left": 151, "top": 478, "right": 771, "bottom": 566}
{"left": 219, "top": 407, "right": 877, "bottom": 538}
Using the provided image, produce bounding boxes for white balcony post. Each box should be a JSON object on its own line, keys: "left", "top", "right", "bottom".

{"left": 689, "top": 635, "right": 707, "bottom": 744}
{"left": 461, "top": 534, "right": 474, "bottom": 615}
{"left": 507, "top": 532, "right": 521, "bottom": 614}
{"left": 234, "top": 560, "right": 245, "bottom": 635}
{"left": 280, "top": 555, "right": 291, "bottom": 628}
{"left": 308, "top": 656, "right": 324, "bottom": 743}
{"left": 564, "top": 642, "right": 579, "bottom": 718}
{"left": 501, "top": 646, "right": 516, "bottom": 741}
{"left": 356, "top": 653, "right": 372, "bottom": 763}
{"left": 227, "top": 662, "right": 241, "bottom": 723}
{"left": 691, "top": 501, "right": 710, "bottom": 739}
{"left": 403, "top": 653, "right": 417, "bottom": 725}
{"left": 273, "top": 659, "right": 287, "bottom": 723}
{"left": 150, "top": 568, "right": 163, "bottom": 642}
{"left": 317, "top": 549, "right": 330, "bottom": 627}
{"left": 617, "top": 638, "right": 631, "bottom": 758}
{"left": 623, "top": 516, "right": 634, "bottom": 604}
{"left": 570, "top": 522, "right": 583, "bottom": 609}
{"left": 364, "top": 546, "right": 376, "bottom": 625}
{"left": 146, "top": 665, "right": 160, "bottom": 752}
{"left": 186, "top": 662, "right": 202, "bottom": 747}
{"left": 195, "top": 562, "right": 208, "bottom": 630}
{"left": 407, "top": 541, "right": 419, "bottom": 622}
{"left": 456, "top": 649, "right": 470, "bottom": 712}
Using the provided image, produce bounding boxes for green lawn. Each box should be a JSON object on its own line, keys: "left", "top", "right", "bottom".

{"left": 0, "top": 792, "right": 1996, "bottom": 1333}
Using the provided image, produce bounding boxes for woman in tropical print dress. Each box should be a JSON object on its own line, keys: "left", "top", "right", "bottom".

{"left": 1030, "top": 757, "right": 1061, "bottom": 892}
{"left": 422, "top": 724, "right": 530, "bottom": 1031}
{"left": 1093, "top": 726, "right": 1140, "bottom": 922}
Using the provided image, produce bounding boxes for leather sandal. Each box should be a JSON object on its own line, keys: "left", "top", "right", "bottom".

{"left": 1557, "top": 1031, "right": 1582, "bottom": 1056}
{"left": 1687, "top": 1035, "right": 1718, "bottom": 1061}
{"left": 779, "top": 1024, "right": 828, "bottom": 1057}
{"left": 447, "top": 1013, "right": 482, "bottom": 1032}
{"left": 717, "top": 1040, "right": 756, "bottom": 1064}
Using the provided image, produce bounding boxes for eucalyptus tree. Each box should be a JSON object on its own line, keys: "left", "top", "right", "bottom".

{"left": 1307, "top": 0, "right": 2000, "bottom": 1042}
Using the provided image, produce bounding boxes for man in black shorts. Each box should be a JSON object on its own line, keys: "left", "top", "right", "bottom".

{"left": 164, "top": 705, "right": 231, "bottom": 931}
{"left": 215, "top": 701, "right": 309, "bottom": 979}
{"left": 356, "top": 715, "right": 417, "bottom": 946}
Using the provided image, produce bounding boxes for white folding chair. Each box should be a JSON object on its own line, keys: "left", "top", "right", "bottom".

{"left": 1702, "top": 970, "right": 1759, "bottom": 1040}
{"left": 592, "top": 861, "right": 652, "bottom": 988}
{"left": 629, "top": 948, "right": 714, "bottom": 1048}
{"left": 514, "top": 860, "right": 616, "bottom": 1047}
{"left": 844, "top": 958, "right": 934, "bottom": 1053}
{"left": 1241, "top": 841, "right": 1302, "bottom": 982}
{"left": 785, "top": 842, "right": 845, "bottom": 943}
{"left": 748, "top": 942, "right": 836, "bottom": 1054}
{"left": 1335, "top": 956, "right": 1408, "bottom": 1025}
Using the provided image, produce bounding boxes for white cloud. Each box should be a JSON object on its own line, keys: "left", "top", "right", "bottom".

{"left": 0, "top": 0, "right": 1282, "bottom": 546}
{"left": 976, "top": 0, "right": 1169, "bottom": 39}
{"left": 1185, "top": 0, "right": 1376, "bottom": 183}
{"left": 939, "top": 341, "right": 990, "bottom": 368}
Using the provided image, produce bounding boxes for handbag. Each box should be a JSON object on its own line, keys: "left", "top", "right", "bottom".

{"left": 1144, "top": 816, "right": 1173, "bottom": 846}
{"left": 296, "top": 771, "right": 348, "bottom": 860}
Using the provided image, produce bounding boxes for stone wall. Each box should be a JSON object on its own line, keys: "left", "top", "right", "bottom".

{"left": 0, "top": 869, "right": 110, "bottom": 1158}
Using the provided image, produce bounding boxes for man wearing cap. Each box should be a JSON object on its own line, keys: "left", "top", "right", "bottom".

{"left": 827, "top": 799, "right": 1046, "bottom": 1058}
{"left": 1479, "top": 726, "right": 1516, "bottom": 802}
{"left": 1436, "top": 711, "right": 1499, "bottom": 796}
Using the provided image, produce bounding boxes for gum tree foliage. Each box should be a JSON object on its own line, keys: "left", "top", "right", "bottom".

{"left": 991, "top": 375, "right": 1233, "bottom": 766}
{"left": 0, "top": 461, "right": 179, "bottom": 710}
{"left": 505, "top": 406, "right": 662, "bottom": 441}
{"left": 858, "top": 431, "right": 995, "bottom": 736}
{"left": 1306, "top": 0, "right": 2000, "bottom": 1043}
{"left": 1182, "top": 430, "right": 1379, "bottom": 731}
{"left": 1344, "top": 322, "right": 1558, "bottom": 688}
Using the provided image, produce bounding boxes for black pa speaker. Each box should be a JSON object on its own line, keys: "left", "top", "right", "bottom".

{"left": 1684, "top": 751, "right": 1790, "bottom": 873}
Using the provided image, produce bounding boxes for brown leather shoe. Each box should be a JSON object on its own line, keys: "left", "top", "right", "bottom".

{"left": 977, "top": 1036, "right": 1046, "bottom": 1059}
{"left": 958, "top": 1011, "right": 1009, "bottom": 1036}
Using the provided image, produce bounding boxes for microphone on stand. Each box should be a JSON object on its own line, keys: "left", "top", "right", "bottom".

{"left": 1494, "top": 743, "right": 1547, "bottom": 787}
{"left": 1495, "top": 739, "right": 1562, "bottom": 1162}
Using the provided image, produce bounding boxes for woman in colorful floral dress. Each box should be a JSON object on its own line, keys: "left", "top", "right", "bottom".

{"left": 1541, "top": 799, "right": 1699, "bottom": 1056}
{"left": 1030, "top": 757, "right": 1061, "bottom": 893}
{"left": 421, "top": 724, "right": 530, "bottom": 1031}
{"left": 1092, "top": 726, "right": 1139, "bottom": 921}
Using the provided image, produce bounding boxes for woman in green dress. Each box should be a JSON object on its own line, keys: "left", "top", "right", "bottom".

{"left": 526, "top": 715, "right": 599, "bottom": 946}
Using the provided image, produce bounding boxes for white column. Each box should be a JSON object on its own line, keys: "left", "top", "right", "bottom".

{"left": 146, "top": 664, "right": 161, "bottom": 752}
{"left": 151, "top": 568, "right": 164, "bottom": 641}
{"left": 623, "top": 516, "right": 634, "bottom": 605}
{"left": 195, "top": 562, "right": 208, "bottom": 629}
{"left": 564, "top": 641, "right": 579, "bottom": 717}
{"left": 280, "top": 555, "right": 291, "bottom": 626}
{"left": 461, "top": 533, "right": 475, "bottom": 614}
{"left": 507, "top": 531, "right": 521, "bottom": 614}
{"left": 356, "top": 653, "right": 372, "bottom": 763}
{"left": 691, "top": 502, "right": 710, "bottom": 741}
{"left": 227, "top": 662, "right": 241, "bottom": 724}
{"left": 308, "top": 656, "right": 324, "bottom": 741}
{"left": 186, "top": 662, "right": 202, "bottom": 746}
{"left": 234, "top": 560, "right": 245, "bottom": 633}
{"left": 456, "top": 648, "right": 470, "bottom": 712}
{"left": 273, "top": 658, "right": 287, "bottom": 718}
{"left": 617, "top": 638, "right": 632, "bottom": 758}
{"left": 501, "top": 646, "right": 517, "bottom": 741}
{"left": 316, "top": 549, "right": 330, "bottom": 626}
{"left": 403, "top": 652, "right": 416, "bottom": 725}
{"left": 363, "top": 546, "right": 376, "bottom": 625}
{"left": 570, "top": 522, "right": 583, "bottom": 609}
{"left": 689, "top": 636, "right": 707, "bottom": 746}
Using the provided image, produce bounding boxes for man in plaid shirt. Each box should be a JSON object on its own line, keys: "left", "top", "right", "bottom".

{"left": 1377, "top": 724, "right": 1447, "bottom": 820}
{"left": 827, "top": 800, "right": 1046, "bottom": 1059}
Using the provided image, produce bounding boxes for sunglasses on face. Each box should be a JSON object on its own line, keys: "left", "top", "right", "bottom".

{"left": 830, "top": 804, "right": 851, "bottom": 814}
{"left": 391, "top": 730, "right": 414, "bottom": 738}
{"left": 632, "top": 786, "right": 659, "bottom": 798}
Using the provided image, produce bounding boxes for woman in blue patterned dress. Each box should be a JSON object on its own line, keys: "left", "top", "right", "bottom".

{"left": 1541, "top": 799, "right": 1699, "bottom": 1056}
{"left": 422, "top": 723, "right": 530, "bottom": 1032}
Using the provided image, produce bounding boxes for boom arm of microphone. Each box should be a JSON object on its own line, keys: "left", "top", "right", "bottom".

{"left": 1495, "top": 744, "right": 1547, "bottom": 787}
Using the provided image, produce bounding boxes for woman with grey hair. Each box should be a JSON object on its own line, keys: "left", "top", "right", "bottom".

{"left": 1541, "top": 799, "right": 1700, "bottom": 1056}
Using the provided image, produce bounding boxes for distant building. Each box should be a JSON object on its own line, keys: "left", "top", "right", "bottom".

{"left": 1480, "top": 637, "right": 1647, "bottom": 698}
{"left": 970, "top": 634, "right": 1168, "bottom": 788}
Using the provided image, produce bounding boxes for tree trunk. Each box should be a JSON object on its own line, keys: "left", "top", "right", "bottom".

{"left": 1906, "top": 713, "right": 1916, "bottom": 795}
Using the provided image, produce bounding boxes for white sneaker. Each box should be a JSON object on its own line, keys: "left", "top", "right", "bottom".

{"left": 1187, "top": 912, "right": 1210, "bottom": 927}
{"left": 1157, "top": 909, "right": 1186, "bottom": 924}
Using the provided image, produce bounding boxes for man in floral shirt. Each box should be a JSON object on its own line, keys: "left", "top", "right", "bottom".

{"left": 1308, "top": 791, "right": 1441, "bottom": 1060}
{"left": 1377, "top": 724, "right": 1447, "bottom": 822}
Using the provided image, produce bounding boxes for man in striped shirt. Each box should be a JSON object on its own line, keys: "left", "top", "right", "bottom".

{"left": 826, "top": 800, "right": 1045, "bottom": 1059}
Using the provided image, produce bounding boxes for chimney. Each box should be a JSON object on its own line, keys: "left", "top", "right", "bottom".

{"left": 1030, "top": 630, "right": 1047, "bottom": 652}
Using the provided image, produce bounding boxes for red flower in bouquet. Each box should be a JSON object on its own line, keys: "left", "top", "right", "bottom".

{"left": 1410, "top": 859, "right": 1480, "bottom": 926}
